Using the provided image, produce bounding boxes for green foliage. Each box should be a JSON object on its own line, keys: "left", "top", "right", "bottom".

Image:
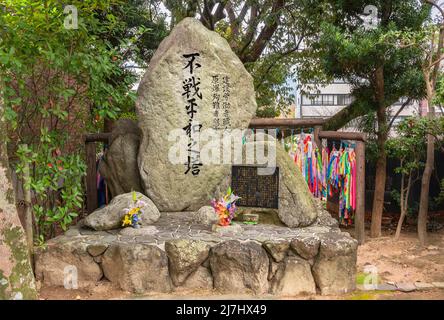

{"left": 0, "top": 1, "right": 135, "bottom": 136}
{"left": 386, "top": 117, "right": 428, "bottom": 213}
{"left": 0, "top": 0, "right": 146, "bottom": 240}
{"left": 16, "top": 139, "right": 85, "bottom": 240}
{"left": 305, "top": 0, "right": 430, "bottom": 133}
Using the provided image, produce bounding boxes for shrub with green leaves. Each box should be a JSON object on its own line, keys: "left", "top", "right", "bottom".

{"left": 16, "top": 133, "right": 86, "bottom": 240}
{"left": 0, "top": 0, "right": 138, "bottom": 241}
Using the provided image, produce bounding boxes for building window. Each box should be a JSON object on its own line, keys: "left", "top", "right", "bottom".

{"left": 301, "top": 94, "right": 354, "bottom": 106}
{"left": 323, "top": 94, "right": 334, "bottom": 105}
{"left": 337, "top": 94, "right": 353, "bottom": 105}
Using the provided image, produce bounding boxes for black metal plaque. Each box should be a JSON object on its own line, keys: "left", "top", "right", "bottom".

{"left": 231, "top": 166, "right": 279, "bottom": 209}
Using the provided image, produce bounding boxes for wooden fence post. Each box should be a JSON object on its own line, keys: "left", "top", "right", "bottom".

{"left": 314, "top": 125, "right": 322, "bottom": 149}
{"left": 355, "top": 140, "right": 366, "bottom": 244}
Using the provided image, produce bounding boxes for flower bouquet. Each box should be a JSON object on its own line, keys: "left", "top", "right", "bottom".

{"left": 121, "top": 191, "right": 148, "bottom": 228}
{"left": 211, "top": 187, "right": 241, "bottom": 226}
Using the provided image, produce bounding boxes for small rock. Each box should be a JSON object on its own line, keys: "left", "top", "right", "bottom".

{"left": 427, "top": 245, "right": 439, "bottom": 251}
{"left": 396, "top": 282, "right": 416, "bottom": 292}
{"left": 432, "top": 282, "right": 444, "bottom": 289}
{"left": 195, "top": 206, "right": 219, "bottom": 225}
{"left": 375, "top": 283, "right": 397, "bottom": 291}
{"left": 414, "top": 282, "right": 434, "bottom": 290}
{"left": 84, "top": 192, "right": 160, "bottom": 231}
{"left": 87, "top": 244, "right": 108, "bottom": 257}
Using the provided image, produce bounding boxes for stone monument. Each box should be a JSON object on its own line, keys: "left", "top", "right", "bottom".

{"left": 34, "top": 18, "right": 357, "bottom": 297}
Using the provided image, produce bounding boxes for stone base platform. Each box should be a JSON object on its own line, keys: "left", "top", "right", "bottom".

{"left": 35, "top": 212, "right": 358, "bottom": 296}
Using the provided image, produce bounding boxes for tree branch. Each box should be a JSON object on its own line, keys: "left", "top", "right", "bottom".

{"left": 241, "top": 0, "right": 285, "bottom": 63}
{"left": 388, "top": 98, "right": 412, "bottom": 130}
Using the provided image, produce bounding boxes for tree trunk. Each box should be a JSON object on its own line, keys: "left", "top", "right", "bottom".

{"left": 370, "top": 131, "right": 387, "bottom": 238}
{"left": 370, "top": 66, "right": 388, "bottom": 238}
{"left": 418, "top": 100, "right": 435, "bottom": 246}
{"left": 395, "top": 169, "right": 412, "bottom": 240}
{"left": 0, "top": 102, "right": 38, "bottom": 300}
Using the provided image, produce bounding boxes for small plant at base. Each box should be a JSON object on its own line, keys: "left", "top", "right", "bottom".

{"left": 121, "top": 191, "right": 148, "bottom": 228}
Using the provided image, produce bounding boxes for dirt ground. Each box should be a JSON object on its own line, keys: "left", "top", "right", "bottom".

{"left": 38, "top": 227, "right": 444, "bottom": 300}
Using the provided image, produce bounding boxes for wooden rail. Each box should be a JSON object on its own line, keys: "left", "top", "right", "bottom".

{"left": 249, "top": 118, "right": 326, "bottom": 128}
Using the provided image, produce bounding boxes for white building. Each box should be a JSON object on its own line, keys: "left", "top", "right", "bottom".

{"left": 294, "top": 79, "right": 421, "bottom": 132}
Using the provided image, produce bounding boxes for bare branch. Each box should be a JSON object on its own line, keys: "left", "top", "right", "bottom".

{"left": 388, "top": 98, "right": 413, "bottom": 130}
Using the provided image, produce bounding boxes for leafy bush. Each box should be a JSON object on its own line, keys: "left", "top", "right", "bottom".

{"left": 16, "top": 132, "right": 86, "bottom": 240}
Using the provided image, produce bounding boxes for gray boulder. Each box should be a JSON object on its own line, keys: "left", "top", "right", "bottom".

{"left": 270, "top": 256, "right": 316, "bottom": 295}
{"left": 34, "top": 237, "right": 103, "bottom": 289}
{"left": 102, "top": 243, "right": 171, "bottom": 293}
{"left": 194, "top": 206, "right": 218, "bottom": 225}
{"left": 165, "top": 239, "right": 211, "bottom": 286}
{"left": 136, "top": 18, "right": 257, "bottom": 211}
{"left": 312, "top": 232, "right": 358, "bottom": 295}
{"left": 84, "top": 192, "right": 160, "bottom": 231}
{"left": 209, "top": 240, "right": 269, "bottom": 294}
{"left": 99, "top": 119, "right": 143, "bottom": 197}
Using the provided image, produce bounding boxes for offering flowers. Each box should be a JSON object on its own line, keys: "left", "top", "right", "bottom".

{"left": 211, "top": 187, "right": 241, "bottom": 226}
{"left": 122, "top": 191, "right": 148, "bottom": 228}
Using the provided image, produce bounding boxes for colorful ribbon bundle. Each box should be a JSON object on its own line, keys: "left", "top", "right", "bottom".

{"left": 327, "top": 146, "right": 357, "bottom": 225}
{"left": 293, "top": 134, "right": 327, "bottom": 199}
{"left": 290, "top": 135, "right": 357, "bottom": 226}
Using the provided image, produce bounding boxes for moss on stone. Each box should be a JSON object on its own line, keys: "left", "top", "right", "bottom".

{"left": 1, "top": 224, "right": 37, "bottom": 300}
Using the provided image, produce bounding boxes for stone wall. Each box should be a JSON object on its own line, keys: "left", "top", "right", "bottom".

{"left": 35, "top": 213, "right": 357, "bottom": 296}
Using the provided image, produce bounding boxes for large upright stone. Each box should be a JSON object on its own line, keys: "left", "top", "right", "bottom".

{"left": 99, "top": 119, "right": 143, "bottom": 197}
{"left": 136, "top": 18, "right": 257, "bottom": 211}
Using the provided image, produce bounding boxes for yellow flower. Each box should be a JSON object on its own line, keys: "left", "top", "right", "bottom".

{"left": 128, "top": 207, "right": 140, "bottom": 216}
{"left": 122, "top": 215, "right": 132, "bottom": 227}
